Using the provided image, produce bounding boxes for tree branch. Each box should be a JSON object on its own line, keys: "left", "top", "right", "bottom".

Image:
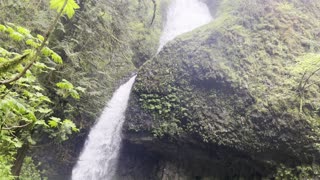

{"left": 2, "top": 123, "right": 31, "bottom": 130}
{"left": 301, "top": 66, "right": 320, "bottom": 91}
{"left": 0, "top": 53, "right": 29, "bottom": 73}
{"left": 297, "top": 71, "right": 307, "bottom": 93}
{"left": 298, "top": 67, "right": 320, "bottom": 113}
{"left": 150, "top": 0, "right": 157, "bottom": 26}
{"left": 0, "top": 0, "right": 68, "bottom": 85}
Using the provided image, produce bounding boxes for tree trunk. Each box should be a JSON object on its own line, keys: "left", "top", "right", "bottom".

{"left": 11, "top": 143, "right": 29, "bottom": 179}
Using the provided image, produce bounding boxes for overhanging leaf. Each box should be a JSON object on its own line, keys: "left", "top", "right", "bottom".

{"left": 50, "top": 0, "right": 80, "bottom": 19}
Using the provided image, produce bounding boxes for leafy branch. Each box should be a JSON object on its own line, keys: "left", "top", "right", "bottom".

{"left": 0, "top": 0, "right": 81, "bottom": 178}
{"left": 0, "top": 0, "right": 79, "bottom": 85}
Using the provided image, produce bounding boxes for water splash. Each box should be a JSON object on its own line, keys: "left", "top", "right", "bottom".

{"left": 72, "top": 76, "right": 136, "bottom": 180}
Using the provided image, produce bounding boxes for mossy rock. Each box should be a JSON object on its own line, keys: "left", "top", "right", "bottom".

{"left": 124, "top": 0, "right": 320, "bottom": 178}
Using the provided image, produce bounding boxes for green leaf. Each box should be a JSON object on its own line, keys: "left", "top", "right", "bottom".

{"left": 56, "top": 79, "right": 83, "bottom": 99}
{"left": 51, "top": 52, "right": 63, "bottom": 64}
{"left": 0, "top": 24, "right": 7, "bottom": 32}
{"left": 50, "top": 0, "right": 80, "bottom": 19}
{"left": 48, "top": 117, "right": 61, "bottom": 128}
{"left": 56, "top": 79, "right": 74, "bottom": 89}
{"left": 37, "top": 34, "right": 44, "bottom": 42}
{"left": 50, "top": 117, "right": 61, "bottom": 122}
{"left": 0, "top": 47, "right": 10, "bottom": 56}
{"left": 9, "top": 99, "right": 28, "bottom": 114}
{"left": 48, "top": 120, "right": 58, "bottom": 128}
{"left": 6, "top": 27, "right": 14, "bottom": 33}
{"left": 3, "top": 136, "right": 23, "bottom": 148}
{"left": 38, "top": 95, "right": 52, "bottom": 103}
{"left": 26, "top": 112, "right": 37, "bottom": 122}
{"left": 37, "top": 108, "right": 52, "bottom": 114}
{"left": 41, "top": 47, "right": 53, "bottom": 56}
{"left": 26, "top": 39, "right": 40, "bottom": 48}
{"left": 62, "top": 119, "right": 79, "bottom": 132}
{"left": 32, "top": 85, "right": 43, "bottom": 91}
{"left": 34, "top": 120, "right": 49, "bottom": 127}
{"left": 10, "top": 32, "right": 24, "bottom": 41}
{"left": 33, "top": 62, "right": 52, "bottom": 70}
{"left": 70, "top": 89, "right": 80, "bottom": 99}
{"left": 17, "top": 26, "right": 30, "bottom": 35}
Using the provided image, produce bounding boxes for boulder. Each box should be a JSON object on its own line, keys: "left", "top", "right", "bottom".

{"left": 122, "top": 0, "right": 320, "bottom": 178}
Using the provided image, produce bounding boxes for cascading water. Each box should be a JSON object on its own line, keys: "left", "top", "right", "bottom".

{"left": 72, "top": 76, "right": 136, "bottom": 180}
{"left": 72, "top": 0, "right": 212, "bottom": 179}
{"left": 158, "top": 0, "right": 212, "bottom": 51}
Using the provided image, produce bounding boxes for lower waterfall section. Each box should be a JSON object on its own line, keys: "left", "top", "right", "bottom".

{"left": 72, "top": 76, "right": 136, "bottom": 180}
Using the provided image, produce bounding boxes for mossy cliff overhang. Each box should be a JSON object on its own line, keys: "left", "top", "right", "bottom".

{"left": 124, "top": 0, "right": 320, "bottom": 166}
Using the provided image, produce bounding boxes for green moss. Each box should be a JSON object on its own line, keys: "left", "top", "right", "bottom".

{"left": 274, "top": 164, "right": 320, "bottom": 180}
{"left": 125, "top": 0, "right": 320, "bottom": 177}
{"left": 129, "top": 0, "right": 169, "bottom": 67}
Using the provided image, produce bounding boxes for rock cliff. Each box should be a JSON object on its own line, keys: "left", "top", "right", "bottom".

{"left": 122, "top": 0, "right": 320, "bottom": 179}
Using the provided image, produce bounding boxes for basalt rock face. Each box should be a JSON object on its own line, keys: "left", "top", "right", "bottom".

{"left": 122, "top": 0, "right": 320, "bottom": 179}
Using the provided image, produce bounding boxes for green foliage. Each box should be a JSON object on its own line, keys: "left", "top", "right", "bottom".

{"left": 152, "top": 121, "right": 183, "bottom": 137}
{"left": 274, "top": 164, "right": 320, "bottom": 180}
{"left": 276, "top": 2, "right": 294, "bottom": 11}
{"left": 47, "top": 117, "right": 79, "bottom": 141}
{"left": 127, "top": 1, "right": 320, "bottom": 178}
{"left": 20, "top": 157, "right": 44, "bottom": 180}
{"left": 138, "top": 87, "right": 190, "bottom": 137}
{"left": 128, "top": 0, "right": 165, "bottom": 67}
{"left": 0, "top": 51, "right": 79, "bottom": 176}
{"left": 56, "top": 79, "right": 85, "bottom": 99}
{"left": 291, "top": 53, "right": 320, "bottom": 76}
{"left": 0, "top": 22, "right": 64, "bottom": 76}
{"left": 50, "top": 0, "right": 80, "bottom": 19}
{"left": 1, "top": 0, "right": 162, "bottom": 178}
{"left": 0, "top": 155, "right": 14, "bottom": 180}
{"left": 0, "top": 0, "right": 80, "bottom": 178}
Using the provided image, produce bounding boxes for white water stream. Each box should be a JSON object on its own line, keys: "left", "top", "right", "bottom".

{"left": 72, "top": 76, "right": 136, "bottom": 180}
{"left": 158, "top": 0, "right": 212, "bottom": 51}
{"left": 72, "top": 0, "right": 212, "bottom": 179}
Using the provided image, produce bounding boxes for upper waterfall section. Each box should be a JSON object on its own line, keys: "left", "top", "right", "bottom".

{"left": 158, "top": 0, "right": 213, "bottom": 52}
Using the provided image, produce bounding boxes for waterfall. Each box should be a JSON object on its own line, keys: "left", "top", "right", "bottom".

{"left": 158, "top": 0, "right": 212, "bottom": 51}
{"left": 72, "top": 0, "right": 212, "bottom": 179}
{"left": 72, "top": 76, "right": 136, "bottom": 180}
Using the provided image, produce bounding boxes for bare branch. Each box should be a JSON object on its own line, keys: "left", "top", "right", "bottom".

{"left": 2, "top": 123, "right": 31, "bottom": 130}
{"left": 150, "top": 0, "right": 157, "bottom": 26}
{"left": 301, "top": 66, "right": 320, "bottom": 91}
